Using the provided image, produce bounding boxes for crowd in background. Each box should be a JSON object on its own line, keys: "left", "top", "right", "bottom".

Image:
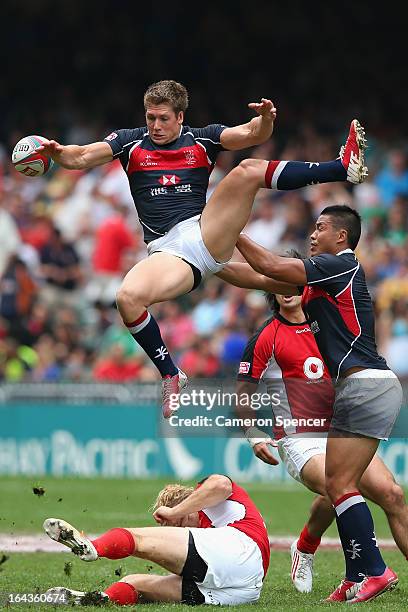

{"left": 1, "top": 125, "right": 408, "bottom": 383}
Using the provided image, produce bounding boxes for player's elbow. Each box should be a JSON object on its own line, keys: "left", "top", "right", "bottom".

{"left": 208, "top": 474, "right": 233, "bottom": 498}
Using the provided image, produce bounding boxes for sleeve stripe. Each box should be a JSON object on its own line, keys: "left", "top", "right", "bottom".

{"left": 307, "top": 263, "right": 359, "bottom": 285}
{"left": 125, "top": 141, "right": 142, "bottom": 171}
{"left": 196, "top": 136, "right": 221, "bottom": 144}
{"left": 196, "top": 141, "right": 213, "bottom": 165}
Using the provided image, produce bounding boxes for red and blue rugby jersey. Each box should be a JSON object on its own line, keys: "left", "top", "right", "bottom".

{"left": 302, "top": 249, "right": 389, "bottom": 380}
{"left": 104, "top": 124, "right": 226, "bottom": 243}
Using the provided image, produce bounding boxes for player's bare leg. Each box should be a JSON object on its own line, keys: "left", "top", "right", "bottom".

{"left": 202, "top": 120, "right": 367, "bottom": 264}
{"left": 46, "top": 573, "right": 184, "bottom": 606}
{"left": 125, "top": 526, "right": 190, "bottom": 574}
{"left": 325, "top": 432, "right": 379, "bottom": 506}
{"left": 116, "top": 252, "right": 193, "bottom": 417}
{"left": 116, "top": 253, "right": 194, "bottom": 320}
{"left": 44, "top": 518, "right": 190, "bottom": 574}
{"left": 290, "top": 454, "right": 334, "bottom": 593}
{"left": 201, "top": 159, "right": 269, "bottom": 263}
{"left": 121, "top": 573, "right": 182, "bottom": 603}
{"left": 360, "top": 455, "right": 408, "bottom": 558}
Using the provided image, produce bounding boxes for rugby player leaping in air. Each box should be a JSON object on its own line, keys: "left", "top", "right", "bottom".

{"left": 38, "top": 80, "right": 367, "bottom": 418}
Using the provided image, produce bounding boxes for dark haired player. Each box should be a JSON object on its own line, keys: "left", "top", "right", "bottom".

{"left": 220, "top": 257, "right": 408, "bottom": 595}
{"left": 43, "top": 474, "right": 270, "bottom": 606}
{"left": 235, "top": 205, "right": 403, "bottom": 603}
{"left": 38, "top": 79, "right": 367, "bottom": 417}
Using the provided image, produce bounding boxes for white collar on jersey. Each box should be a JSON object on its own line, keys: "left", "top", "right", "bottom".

{"left": 336, "top": 248, "right": 354, "bottom": 256}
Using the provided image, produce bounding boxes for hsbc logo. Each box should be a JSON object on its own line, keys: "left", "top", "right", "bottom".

{"left": 159, "top": 174, "right": 181, "bottom": 185}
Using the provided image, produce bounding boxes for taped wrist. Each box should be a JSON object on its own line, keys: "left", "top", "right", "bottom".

{"left": 245, "top": 427, "right": 275, "bottom": 448}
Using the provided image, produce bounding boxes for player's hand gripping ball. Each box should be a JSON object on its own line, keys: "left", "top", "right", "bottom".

{"left": 12, "top": 135, "right": 53, "bottom": 177}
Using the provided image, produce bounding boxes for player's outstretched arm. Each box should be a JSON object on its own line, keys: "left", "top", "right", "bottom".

{"left": 237, "top": 234, "right": 307, "bottom": 285}
{"left": 153, "top": 475, "right": 232, "bottom": 524}
{"left": 37, "top": 140, "right": 113, "bottom": 170}
{"left": 220, "top": 98, "right": 276, "bottom": 150}
{"left": 217, "top": 262, "right": 300, "bottom": 295}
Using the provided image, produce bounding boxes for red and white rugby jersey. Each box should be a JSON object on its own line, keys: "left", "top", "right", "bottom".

{"left": 197, "top": 480, "right": 270, "bottom": 576}
{"left": 237, "top": 313, "right": 334, "bottom": 439}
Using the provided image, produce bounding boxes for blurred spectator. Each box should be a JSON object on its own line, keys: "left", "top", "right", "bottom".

{"left": 25, "top": 301, "right": 52, "bottom": 345}
{"left": 375, "top": 150, "right": 408, "bottom": 208}
{"left": 0, "top": 337, "right": 37, "bottom": 382}
{"left": 39, "top": 225, "right": 82, "bottom": 305}
{"left": 384, "top": 197, "right": 408, "bottom": 246}
{"left": 245, "top": 192, "right": 286, "bottom": 250}
{"left": 98, "top": 310, "right": 144, "bottom": 358}
{"left": 159, "top": 302, "right": 196, "bottom": 353}
{"left": 0, "top": 256, "right": 37, "bottom": 343}
{"left": 93, "top": 343, "right": 144, "bottom": 382}
{"left": 219, "top": 325, "right": 249, "bottom": 376}
{"left": 0, "top": 201, "right": 21, "bottom": 277}
{"left": 85, "top": 200, "right": 135, "bottom": 305}
{"left": 379, "top": 298, "right": 408, "bottom": 377}
{"left": 31, "top": 335, "right": 65, "bottom": 382}
{"left": 179, "top": 336, "right": 220, "bottom": 377}
{"left": 192, "top": 278, "right": 227, "bottom": 335}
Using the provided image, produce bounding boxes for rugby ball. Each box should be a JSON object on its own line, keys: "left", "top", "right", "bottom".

{"left": 12, "top": 135, "right": 53, "bottom": 177}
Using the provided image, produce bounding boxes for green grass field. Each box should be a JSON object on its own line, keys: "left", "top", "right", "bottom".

{"left": 0, "top": 476, "right": 407, "bottom": 610}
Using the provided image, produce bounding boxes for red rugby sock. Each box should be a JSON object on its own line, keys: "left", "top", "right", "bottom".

{"left": 91, "top": 528, "right": 136, "bottom": 559}
{"left": 104, "top": 582, "right": 138, "bottom": 605}
{"left": 297, "top": 524, "right": 321, "bottom": 554}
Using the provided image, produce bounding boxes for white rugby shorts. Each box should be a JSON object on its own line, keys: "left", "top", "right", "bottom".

{"left": 188, "top": 526, "right": 264, "bottom": 605}
{"left": 146, "top": 215, "right": 229, "bottom": 280}
{"left": 277, "top": 434, "right": 328, "bottom": 483}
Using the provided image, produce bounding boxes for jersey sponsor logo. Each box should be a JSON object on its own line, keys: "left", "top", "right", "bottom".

{"left": 303, "top": 356, "right": 324, "bottom": 380}
{"left": 159, "top": 174, "right": 181, "bottom": 185}
{"left": 310, "top": 320, "right": 320, "bottom": 334}
{"left": 151, "top": 187, "right": 168, "bottom": 197}
{"left": 105, "top": 132, "right": 118, "bottom": 141}
{"left": 239, "top": 361, "right": 251, "bottom": 374}
{"left": 175, "top": 183, "right": 192, "bottom": 193}
{"left": 295, "top": 327, "right": 310, "bottom": 334}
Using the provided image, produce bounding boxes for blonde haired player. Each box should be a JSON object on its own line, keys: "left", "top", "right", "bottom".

{"left": 43, "top": 474, "right": 270, "bottom": 606}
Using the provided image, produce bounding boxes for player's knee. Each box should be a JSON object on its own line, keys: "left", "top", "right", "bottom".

{"left": 121, "top": 573, "right": 144, "bottom": 587}
{"left": 116, "top": 285, "right": 146, "bottom": 312}
{"left": 237, "top": 158, "right": 264, "bottom": 182}
{"left": 325, "top": 475, "right": 347, "bottom": 502}
{"left": 379, "top": 482, "right": 406, "bottom": 513}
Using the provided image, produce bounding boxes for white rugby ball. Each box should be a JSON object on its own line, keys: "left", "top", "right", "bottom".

{"left": 12, "top": 135, "right": 53, "bottom": 177}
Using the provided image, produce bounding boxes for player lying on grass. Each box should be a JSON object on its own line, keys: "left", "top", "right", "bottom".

{"left": 43, "top": 474, "right": 270, "bottom": 606}
{"left": 38, "top": 79, "right": 367, "bottom": 418}
{"left": 220, "top": 259, "right": 408, "bottom": 599}
{"left": 229, "top": 205, "right": 403, "bottom": 603}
